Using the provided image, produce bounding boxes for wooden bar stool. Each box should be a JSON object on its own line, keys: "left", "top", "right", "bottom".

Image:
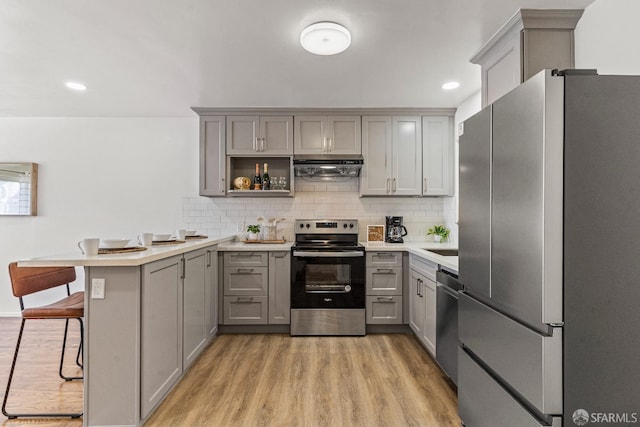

{"left": 2, "top": 262, "right": 84, "bottom": 419}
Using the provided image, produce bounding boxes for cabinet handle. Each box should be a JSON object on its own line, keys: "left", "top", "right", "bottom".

{"left": 206, "top": 250, "right": 212, "bottom": 267}
{"left": 377, "top": 297, "right": 395, "bottom": 302}
{"left": 392, "top": 178, "right": 397, "bottom": 192}
{"left": 376, "top": 268, "right": 394, "bottom": 272}
{"left": 253, "top": 138, "right": 257, "bottom": 152}
{"left": 180, "top": 258, "right": 186, "bottom": 279}
{"left": 386, "top": 178, "right": 390, "bottom": 193}
{"left": 423, "top": 178, "right": 427, "bottom": 193}
{"left": 416, "top": 278, "right": 420, "bottom": 296}
{"left": 327, "top": 137, "right": 333, "bottom": 152}
{"left": 236, "top": 297, "right": 254, "bottom": 303}
{"left": 261, "top": 138, "right": 265, "bottom": 152}
{"left": 237, "top": 268, "right": 254, "bottom": 273}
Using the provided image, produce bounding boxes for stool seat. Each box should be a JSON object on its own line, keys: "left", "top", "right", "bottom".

{"left": 22, "top": 291, "right": 84, "bottom": 319}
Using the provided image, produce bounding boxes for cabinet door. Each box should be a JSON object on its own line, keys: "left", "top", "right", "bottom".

{"left": 422, "top": 116, "right": 454, "bottom": 196}
{"left": 141, "top": 255, "right": 182, "bottom": 418}
{"left": 200, "top": 116, "right": 226, "bottom": 196}
{"left": 205, "top": 247, "right": 218, "bottom": 337}
{"left": 260, "top": 116, "right": 293, "bottom": 154}
{"left": 268, "top": 251, "right": 291, "bottom": 324}
{"left": 183, "top": 248, "right": 208, "bottom": 369}
{"left": 422, "top": 277, "right": 437, "bottom": 356}
{"left": 327, "top": 116, "right": 361, "bottom": 154}
{"left": 226, "top": 116, "right": 259, "bottom": 155}
{"left": 361, "top": 116, "right": 392, "bottom": 195}
{"left": 392, "top": 116, "right": 422, "bottom": 195}
{"left": 294, "top": 116, "right": 326, "bottom": 154}
{"left": 408, "top": 270, "right": 424, "bottom": 337}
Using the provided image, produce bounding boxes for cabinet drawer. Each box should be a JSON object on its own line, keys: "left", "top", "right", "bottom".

{"left": 366, "top": 251, "right": 402, "bottom": 267}
{"left": 366, "top": 296, "right": 403, "bottom": 324}
{"left": 366, "top": 267, "right": 402, "bottom": 295}
{"left": 409, "top": 255, "right": 437, "bottom": 281}
{"left": 223, "top": 252, "right": 268, "bottom": 267}
{"left": 223, "top": 267, "right": 268, "bottom": 296}
{"left": 223, "top": 296, "right": 268, "bottom": 325}
{"left": 458, "top": 348, "right": 561, "bottom": 427}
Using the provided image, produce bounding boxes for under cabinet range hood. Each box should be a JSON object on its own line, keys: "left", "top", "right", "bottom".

{"left": 293, "top": 155, "right": 364, "bottom": 181}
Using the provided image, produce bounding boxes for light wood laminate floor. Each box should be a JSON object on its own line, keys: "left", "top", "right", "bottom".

{"left": 0, "top": 318, "right": 460, "bottom": 426}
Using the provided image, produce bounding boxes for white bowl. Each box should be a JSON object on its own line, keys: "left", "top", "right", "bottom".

{"left": 101, "top": 238, "right": 131, "bottom": 249}
{"left": 153, "top": 234, "right": 172, "bottom": 241}
{"left": 185, "top": 230, "right": 197, "bottom": 236}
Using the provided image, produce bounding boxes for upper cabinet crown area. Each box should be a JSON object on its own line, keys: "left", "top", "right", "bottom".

{"left": 471, "top": 9, "right": 583, "bottom": 107}
{"left": 192, "top": 108, "right": 455, "bottom": 198}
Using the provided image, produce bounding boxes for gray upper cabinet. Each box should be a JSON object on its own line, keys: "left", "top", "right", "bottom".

{"left": 361, "top": 116, "right": 422, "bottom": 196}
{"left": 226, "top": 115, "right": 293, "bottom": 155}
{"left": 199, "top": 116, "right": 226, "bottom": 196}
{"left": 294, "top": 115, "right": 361, "bottom": 155}
{"left": 422, "top": 116, "right": 454, "bottom": 196}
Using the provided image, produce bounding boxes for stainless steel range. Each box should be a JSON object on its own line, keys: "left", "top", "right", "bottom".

{"left": 290, "top": 219, "right": 365, "bottom": 336}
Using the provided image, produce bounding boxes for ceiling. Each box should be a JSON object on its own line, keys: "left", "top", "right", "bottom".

{"left": 0, "top": 0, "right": 595, "bottom": 117}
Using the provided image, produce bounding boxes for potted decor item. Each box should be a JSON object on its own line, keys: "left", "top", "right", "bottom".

{"left": 427, "top": 225, "right": 450, "bottom": 243}
{"left": 246, "top": 224, "right": 261, "bottom": 241}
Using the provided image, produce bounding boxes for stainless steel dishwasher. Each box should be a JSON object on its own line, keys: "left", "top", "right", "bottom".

{"left": 436, "top": 267, "right": 463, "bottom": 385}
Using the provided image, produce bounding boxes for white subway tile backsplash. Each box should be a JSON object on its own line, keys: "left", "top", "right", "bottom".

{"left": 183, "top": 185, "right": 452, "bottom": 242}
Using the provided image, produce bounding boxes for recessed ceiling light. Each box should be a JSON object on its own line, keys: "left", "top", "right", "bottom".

{"left": 442, "top": 81, "right": 460, "bottom": 90}
{"left": 300, "top": 22, "right": 351, "bottom": 55}
{"left": 65, "top": 81, "right": 87, "bottom": 91}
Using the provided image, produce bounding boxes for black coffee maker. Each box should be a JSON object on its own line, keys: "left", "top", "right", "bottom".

{"left": 385, "top": 216, "right": 408, "bottom": 243}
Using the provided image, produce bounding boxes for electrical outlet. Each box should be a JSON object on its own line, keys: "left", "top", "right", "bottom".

{"left": 91, "top": 278, "right": 105, "bottom": 299}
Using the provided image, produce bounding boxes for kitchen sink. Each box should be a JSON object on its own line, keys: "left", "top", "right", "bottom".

{"left": 425, "top": 249, "right": 459, "bottom": 257}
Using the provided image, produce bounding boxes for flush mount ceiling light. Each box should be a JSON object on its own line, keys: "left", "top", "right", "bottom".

{"left": 65, "top": 81, "right": 87, "bottom": 91}
{"left": 442, "top": 81, "right": 460, "bottom": 90}
{"left": 300, "top": 22, "right": 351, "bottom": 55}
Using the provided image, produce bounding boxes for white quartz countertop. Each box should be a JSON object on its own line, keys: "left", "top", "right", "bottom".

{"left": 19, "top": 236, "right": 235, "bottom": 267}
{"left": 361, "top": 241, "right": 459, "bottom": 273}
{"left": 20, "top": 234, "right": 458, "bottom": 273}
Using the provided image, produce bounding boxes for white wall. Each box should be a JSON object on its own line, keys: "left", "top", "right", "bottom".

{"left": 443, "top": 91, "right": 482, "bottom": 244}
{"left": 575, "top": 0, "right": 640, "bottom": 74}
{"left": 0, "top": 117, "right": 198, "bottom": 315}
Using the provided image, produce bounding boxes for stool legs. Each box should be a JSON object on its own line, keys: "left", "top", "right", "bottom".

{"left": 2, "top": 318, "right": 83, "bottom": 419}
{"left": 59, "top": 318, "right": 83, "bottom": 381}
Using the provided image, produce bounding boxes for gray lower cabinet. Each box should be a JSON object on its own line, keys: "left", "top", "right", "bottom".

{"left": 141, "top": 255, "right": 183, "bottom": 419}
{"left": 366, "top": 251, "right": 403, "bottom": 324}
{"left": 141, "top": 246, "right": 219, "bottom": 419}
{"left": 269, "top": 251, "right": 291, "bottom": 324}
{"left": 409, "top": 254, "right": 437, "bottom": 356}
{"left": 222, "top": 250, "right": 290, "bottom": 325}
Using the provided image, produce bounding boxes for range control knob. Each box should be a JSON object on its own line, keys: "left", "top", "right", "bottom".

{"left": 349, "top": 223, "right": 354, "bottom": 228}
{"left": 299, "top": 223, "right": 304, "bottom": 229}
{"left": 305, "top": 223, "right": 310, "bottom": 228}
{"left": 343, "top": 223, "right": 348, "bottom": 228}
{"left": 344, "top": 285, "right": 352, "bottom": 292}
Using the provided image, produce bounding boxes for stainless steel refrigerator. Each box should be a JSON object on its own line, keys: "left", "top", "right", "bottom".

{"left": 458, "top": 69, "right": 640, "bottom": 427}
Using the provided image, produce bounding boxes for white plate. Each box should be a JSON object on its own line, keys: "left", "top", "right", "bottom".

{"left": 100, "top": 238, "right": 131, "bottom": 249}
{"left": 153, "top": 234, "right": 172, "bottom": 241}
{"left": 185, "top": 230, "right": 197, "bottom": 236}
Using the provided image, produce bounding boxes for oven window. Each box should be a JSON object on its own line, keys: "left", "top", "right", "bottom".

{"left": 304, "top": 264, "right": 351, "bottom": 292}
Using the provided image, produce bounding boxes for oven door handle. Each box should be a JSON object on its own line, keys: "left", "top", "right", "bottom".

{"left": 293, "top": 250, "right": 364, "bottom": 258}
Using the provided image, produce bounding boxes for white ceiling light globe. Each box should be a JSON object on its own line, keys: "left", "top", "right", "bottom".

{"left": 300, "top": 22, "right": 351, "bottom": 55}
{"left": 442, "top": 81, "right": 460, "bottom": 90}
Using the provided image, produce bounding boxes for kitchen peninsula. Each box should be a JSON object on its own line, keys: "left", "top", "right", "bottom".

{"left": 19, "top": 237, "right": 233, "bottom": 427}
